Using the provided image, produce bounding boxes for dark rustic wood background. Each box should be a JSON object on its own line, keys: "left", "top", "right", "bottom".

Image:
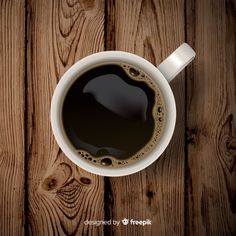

{"left": 0, "top": 0, "right": 235, "bottom": 235}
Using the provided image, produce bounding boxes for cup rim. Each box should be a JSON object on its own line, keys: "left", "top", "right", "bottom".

{"left": 50, "top": 51, "right": 176, "bottom": 176}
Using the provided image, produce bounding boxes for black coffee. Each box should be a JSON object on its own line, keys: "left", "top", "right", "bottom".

{"left": 62, "top": 63, "right": 165, "bottom": 167}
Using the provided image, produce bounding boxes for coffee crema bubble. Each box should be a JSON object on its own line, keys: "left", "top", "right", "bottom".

{"left": 62, "top": 63, "right": 165, "bottom": 167}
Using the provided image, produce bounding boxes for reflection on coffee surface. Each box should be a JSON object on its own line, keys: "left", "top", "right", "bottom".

{"left": 62, "top": 63, "right": 165, "bottom": 167}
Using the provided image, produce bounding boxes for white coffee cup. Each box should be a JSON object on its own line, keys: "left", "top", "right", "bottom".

{"left": 51, "top": 43, "right": 195, "bottom": 177}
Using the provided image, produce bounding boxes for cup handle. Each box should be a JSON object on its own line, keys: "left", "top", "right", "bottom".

{"left": 157, "top": 43, "right": 196, "bottom": 82}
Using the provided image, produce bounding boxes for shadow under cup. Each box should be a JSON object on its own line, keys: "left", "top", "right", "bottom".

{"left": 50, "top": 51, "right": 176, "bottom": 177}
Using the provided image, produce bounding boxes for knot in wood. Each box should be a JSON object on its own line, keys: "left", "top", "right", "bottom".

{"left": 80, "top": 177, "right": 91, "bottom": 185}
{"left": 186, "top": 128, "right": 198, "bottom": 144}
{"left": 42, "top": 177, "right": 58, "bottom": 191}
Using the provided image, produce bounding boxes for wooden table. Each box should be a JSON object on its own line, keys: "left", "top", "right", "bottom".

{"left": 0, "top": 0, "right": 235, "bottom": 235}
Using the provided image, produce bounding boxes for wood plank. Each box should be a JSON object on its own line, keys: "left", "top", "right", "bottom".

{"left": 0, "top": 1, "right": 25, "bottom": 235}
{"left": 105, "top": 0, "right": 186, "bottom": 235}
{"left": 27, "top": 1, "right": 105, "bottom": 235}
{"left": 186, "top": 0, "right": 236, "bottom": 235}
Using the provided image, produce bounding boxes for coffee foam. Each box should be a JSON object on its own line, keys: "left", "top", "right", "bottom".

{"left": 77, "top": 62, "right": 166, "bottom": 168}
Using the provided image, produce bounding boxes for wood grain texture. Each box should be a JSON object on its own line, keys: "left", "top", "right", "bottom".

{"left": 26, "top": 0, "right": 105, "bottom": 235}
{"left": 186, "top": 0, "right": 236, "bottom": 235}
{"left": 1, "top": 0, "right": 236, "bottom": 235}
{"left": 105, "top": 0, "right": 186, "bottom": 235}
{"left": 0, "top": 1, "right": 25, "bottom": 235}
